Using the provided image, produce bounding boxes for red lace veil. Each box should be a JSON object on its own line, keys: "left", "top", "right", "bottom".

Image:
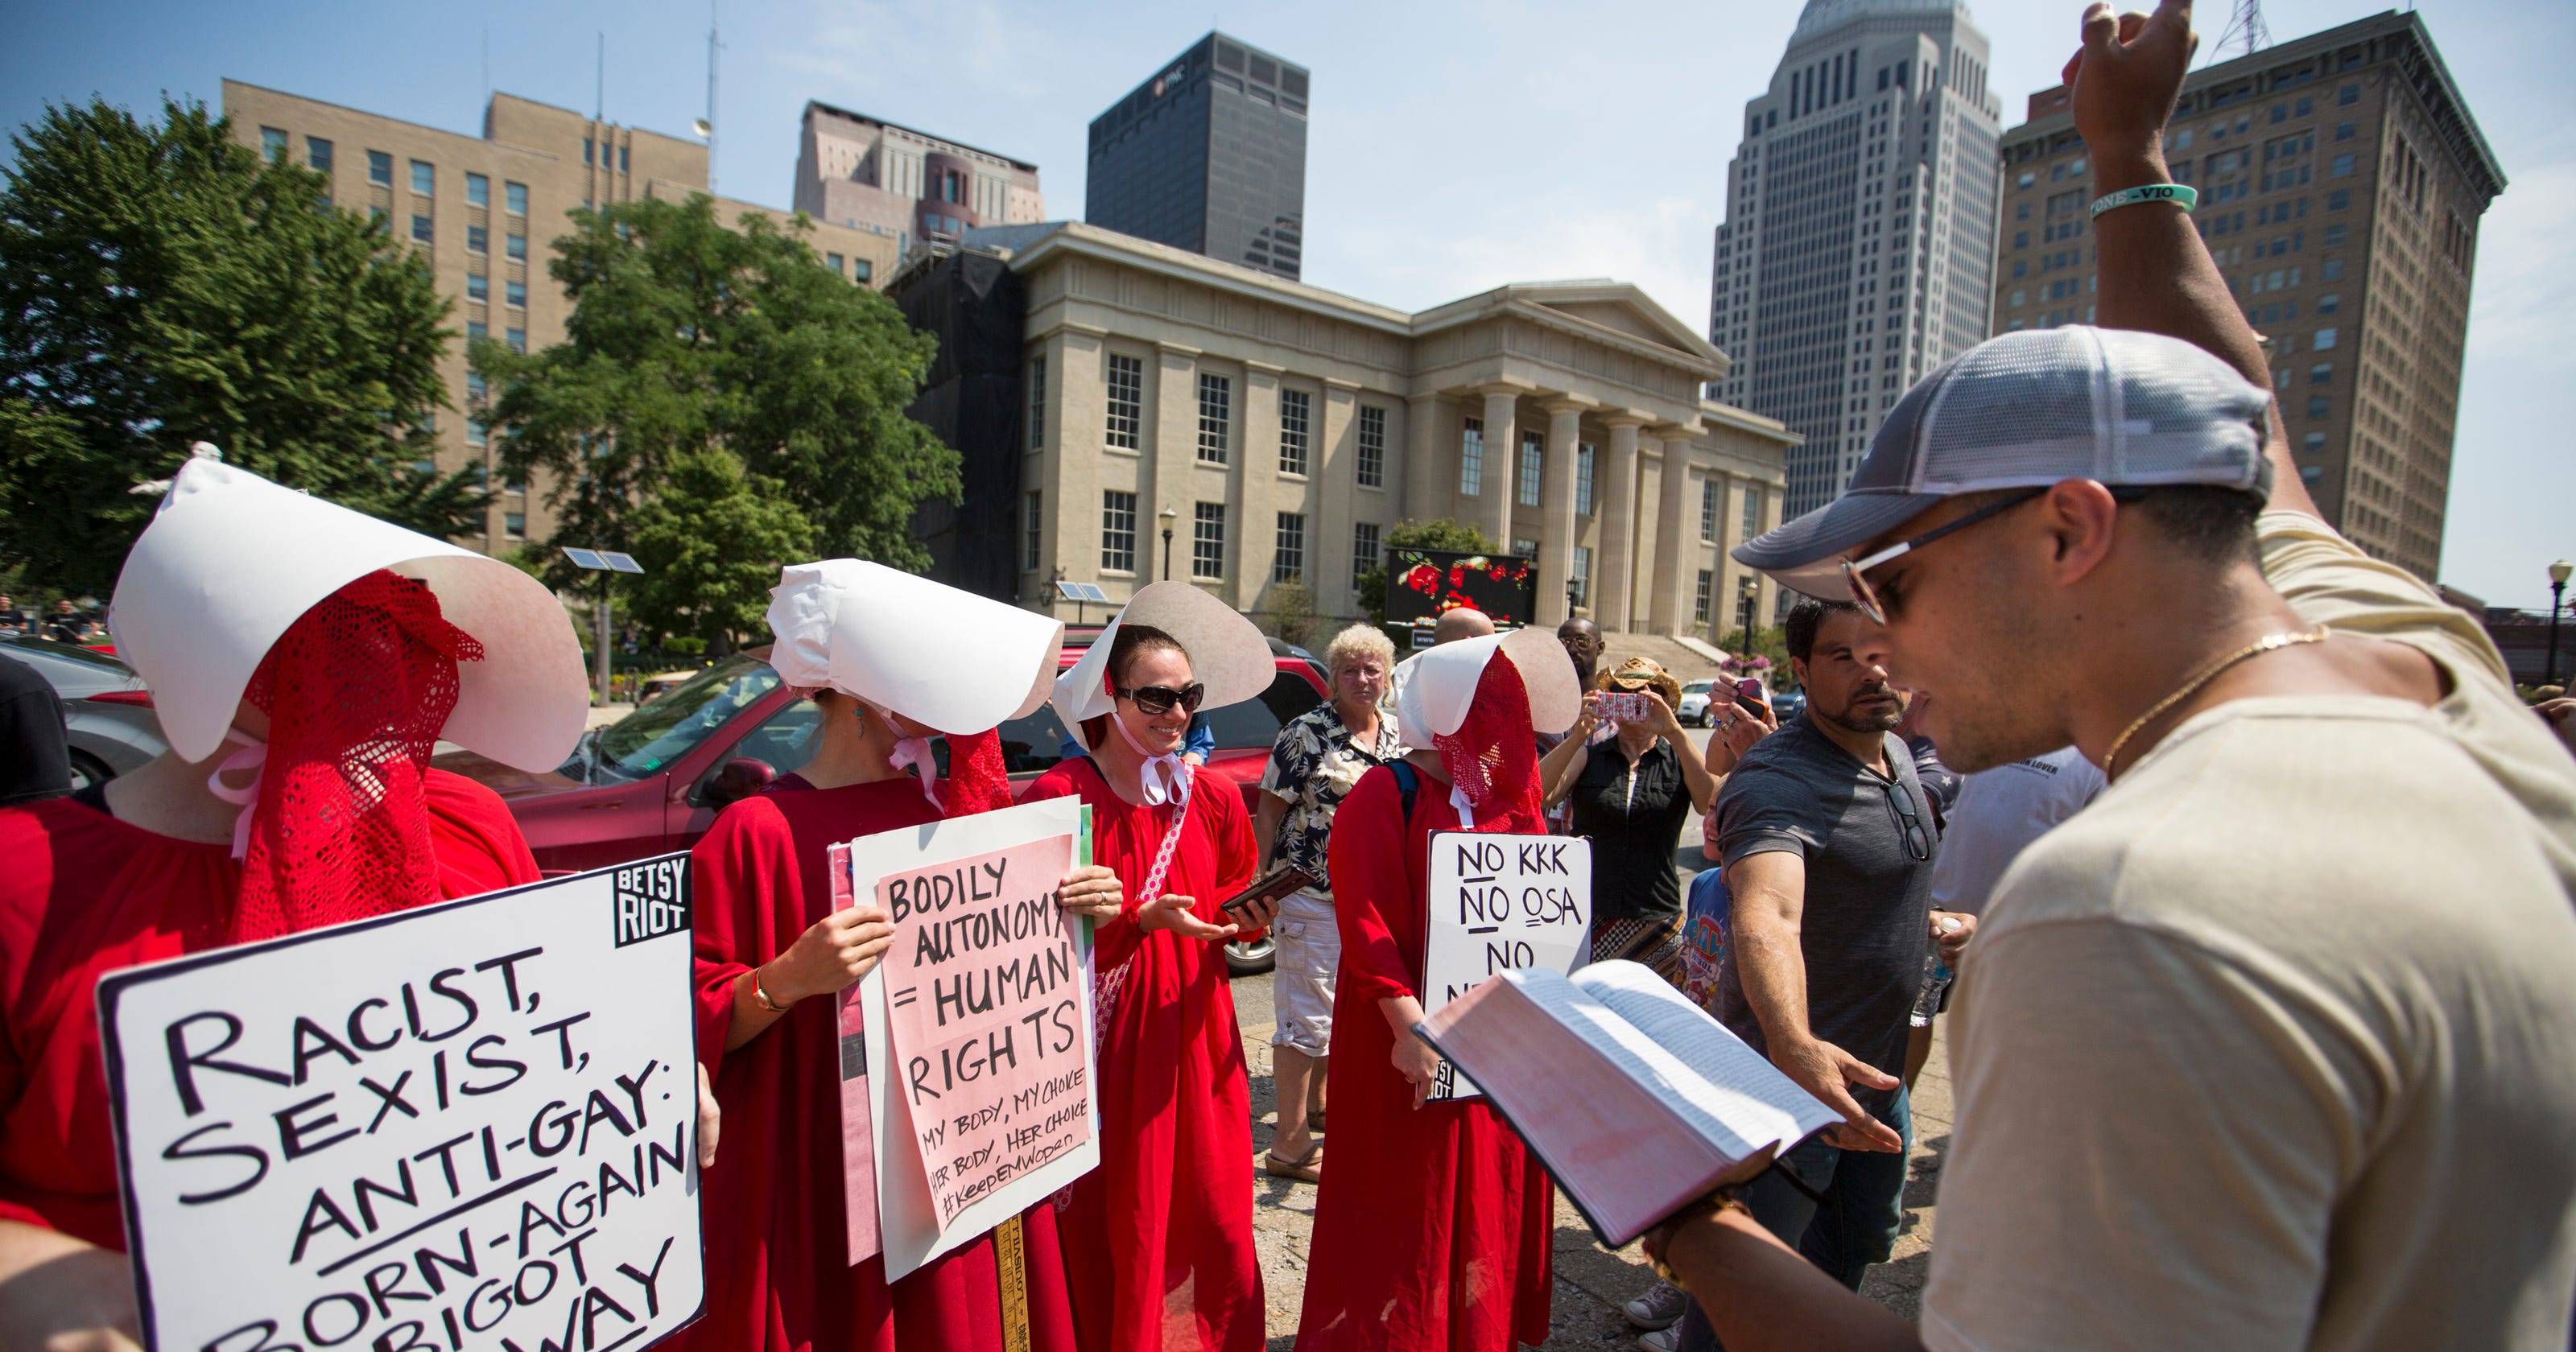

{"left": 229, "top": 570, "right": 484, "bottom": 942}
{"left": 1431, "top": 654, "right": 1547, "bottom": 835}
{"left": 938, "top": 728, "right": 1015, "bottom": 818}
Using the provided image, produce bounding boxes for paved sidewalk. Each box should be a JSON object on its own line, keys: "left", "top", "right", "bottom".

{"left": 1236, "top": 972, "right": 1953, "bottom": 1349}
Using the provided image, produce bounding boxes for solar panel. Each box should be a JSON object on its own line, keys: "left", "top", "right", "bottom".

{"left": 1075, "top": 583, "right": 1108, "bottom": 602}
{"left": 601, "top": 551, "right": 644, "bottom": 574}
{"left": 562, "top": 548, "right": 607, "bottom": 571}
{"left": 1055, "top": 580, "right": 1110, "bottom": 603}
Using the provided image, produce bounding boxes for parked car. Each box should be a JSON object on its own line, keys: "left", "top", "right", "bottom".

{"left": 1675, "top": 679, "right": 1719, "bottom": 727}
{"left": 0, "top": 635, "right": 165, "bottom": 791}
{"left": 437, "top": 644, "right": 1327, "bottom": 973}
{"left": 1771, "top": 684, "right": 1807, "bottom": 724}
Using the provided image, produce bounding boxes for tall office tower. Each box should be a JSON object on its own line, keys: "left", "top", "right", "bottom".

{"left": 1086, "top": 32, "right": 1309, "bottom": 281}
{"left": 795, "top": 102, "right": 1045, "bottom": 270}
{"left": 1709, "top": 0, "right": 2002, "bottom": 518}
{"left": 1994, "top": 11, "right": 2500, "bottom": 582}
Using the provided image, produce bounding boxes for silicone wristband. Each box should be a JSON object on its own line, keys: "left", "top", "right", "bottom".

{"left": 2089, "top": 183, "right": 2198, "bottom": 217}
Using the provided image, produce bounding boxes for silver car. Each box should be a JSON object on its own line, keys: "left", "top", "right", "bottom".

{"left": 1, "top": 636, "right": 166, "bottom": 791}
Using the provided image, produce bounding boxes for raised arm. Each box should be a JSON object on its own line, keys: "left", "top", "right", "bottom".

{"left": 2073, "top": 0, "right": 2318, "bottom": 518}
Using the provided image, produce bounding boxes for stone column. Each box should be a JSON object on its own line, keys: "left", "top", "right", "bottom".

{"left": 1052, "top": 325, "right": 1111, "bottom": 612}
{"left": 1315, "top": 378, "right": 1360, "bottom": 618}
{"left": 1241, "top": 361, "right": 1286, "bottom": 616}
{"left": 1538, "top": 398, "right": 1591, "bottom": 627}
{"left": 1402, "top": 391, "right": 1446, "bottom": 526}
{"left": 1596, "top": 415, "right": 1646, "bottom": 633}
{"left": 1476, "top": 387, "right": 1521, "bottom": 552}
{"left": 1649, "top": 426, "right": 1697, "bottom": 635}
{"left": 1153, "top": 342, "right": 1201, "bottom": 590}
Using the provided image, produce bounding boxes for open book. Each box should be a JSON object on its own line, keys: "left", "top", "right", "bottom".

{"left": 1414, "top": 960, "right": 1840, "bottom": 1248}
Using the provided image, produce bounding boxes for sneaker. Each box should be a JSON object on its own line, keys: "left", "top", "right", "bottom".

{"left": 1637, "top": 1327, "right": 1682, "bottom": 1352}
{"left": 1624, "top": 1280, "right": 1686, "bottom": 1331}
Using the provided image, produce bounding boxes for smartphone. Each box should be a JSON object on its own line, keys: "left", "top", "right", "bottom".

{"left": 1733, "top": 678, "right": 1772, "bottom": 719}
{"left": 1599, "top": 690, "right": 1648, "bottom": 723}
{"left": 1220, "top": 864, "right": 1315, "bottom": 922}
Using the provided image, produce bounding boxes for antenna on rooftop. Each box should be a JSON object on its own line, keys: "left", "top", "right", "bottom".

{"left": 702, "top": 0, "right": 722, "bottom": 196}
{"left": 595, "top": 31, "right": 605, "bottom": 122}
{"left": 2211, "top": 0, "right": 2271, "bottom": 64}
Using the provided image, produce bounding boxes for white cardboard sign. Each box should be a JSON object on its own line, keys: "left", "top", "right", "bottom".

{"left": 97, "top": 858, "right": 705, "bottom": 1352}
{"left": 851, "top": 797, "right": 1102, "bottom": 1280}
{"left": 1420, "top": 831, "right": 1591, "bottom": 1100}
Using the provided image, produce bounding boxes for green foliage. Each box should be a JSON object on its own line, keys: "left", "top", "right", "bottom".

{"left": 477, "top": 194, "right": 955, "bottom": 601}
{"left": 1725, "top": 624, "right": 1792, "bottom": 682}
{"left": 0, "top": 97, "right": 484, "bottom": 594}
{"left": 623, "top": 447, "right": 816, "bottom": 653}
{"left": 1354, "top": 517, "right": 1504, "bottom": 622}
{"left": 1262, "top": 579, "right": 1318, "bottom": 649}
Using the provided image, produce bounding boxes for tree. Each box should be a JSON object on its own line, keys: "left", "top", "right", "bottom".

{"left": 477, "top": 195, "right": 956, "bottom": 598}
{"left": 623, "top": 447, "right": 816, "bottom": 653}
{"left": 1355, "top": 518, "right": 1504, "bottom": 622}
{"left": 0, "top": 97, "right": 483, "bottom": 594}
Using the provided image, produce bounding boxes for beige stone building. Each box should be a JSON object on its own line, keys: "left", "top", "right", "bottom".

{"left": 221, "top": 80, "right": 899, "bottom": 554}
{"left": 1004, "top": 223, "right": 1794, "bottom": 640}
{"left": 1992, "top": 10, "right": 2501, "bottom": 581}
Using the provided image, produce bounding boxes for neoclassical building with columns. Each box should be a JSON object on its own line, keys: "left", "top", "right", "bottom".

{"left": 997, "top": 222, "right": 1794, "bottom": 639}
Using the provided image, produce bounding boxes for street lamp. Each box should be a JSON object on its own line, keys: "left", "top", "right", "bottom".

{"left": 1159, "top": 505, "right": 1179, "bottom": 582}
{"left": 1736, "top": 574, "right": 1760, "bottom": 660}
{"left": 564, "top": 548, "right": 644, "bottom": 706}
{"left": 2548, "top": 559, "right": 2572, "bottom": 687}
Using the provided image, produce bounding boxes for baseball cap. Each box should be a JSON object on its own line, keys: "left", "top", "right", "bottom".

{"left": 1732, "top": 326, "right": 2274, "bottom": 600}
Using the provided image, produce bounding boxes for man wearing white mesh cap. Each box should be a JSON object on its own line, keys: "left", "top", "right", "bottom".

{"left": 1643, "top": 3, "right": 2576, "bottom": 1350}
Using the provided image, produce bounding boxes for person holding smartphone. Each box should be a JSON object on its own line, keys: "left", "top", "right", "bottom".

{"left": 1543, "top": 657, "right": 1719, "bottom": 979}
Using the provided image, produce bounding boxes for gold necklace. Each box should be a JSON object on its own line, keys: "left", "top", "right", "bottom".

{"left": 2103, "top": 624, "right": 2332, "bottom": 778}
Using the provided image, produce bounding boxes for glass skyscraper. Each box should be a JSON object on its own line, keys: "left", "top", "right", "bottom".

{"left": 1086, "top": 32, "right": 1309, "bottom": 282}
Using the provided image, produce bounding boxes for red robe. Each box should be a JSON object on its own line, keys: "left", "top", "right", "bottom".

{"left": 0, "top": 770, "right": 537, "bottom": 1247}
{"left": 1294, "top": 765, "right": 1554, "bottom": 1350}
{"left": 1019, "top": 757, "right": 1263, "bottom": 1352}
{"left": 676, "top": 775, "right": 1079, "bottom": 1352}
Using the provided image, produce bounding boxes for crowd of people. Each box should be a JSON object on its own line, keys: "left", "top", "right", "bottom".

{"left": 2, "top": 4, "right": 2573, "bottom": 1351}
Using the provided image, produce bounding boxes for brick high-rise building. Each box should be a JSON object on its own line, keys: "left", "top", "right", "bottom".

{"left": 1992, "top": 10, "right": 2502, "bottom": 580}
{"left": 1709, "top": 0, "right": 2004, "bottom": 527}
{"left": 794, "top": 101, "right": 1044, "bottom": 267}
{"left": 1085, "top": 32, "right": 1309, "bottom": 282}
{"left": 222, "top": 80, "right": 898, "bottom": 554}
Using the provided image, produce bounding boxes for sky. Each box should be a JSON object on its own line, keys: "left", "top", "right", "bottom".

{"left": 5, "top": 0, "right": 2568, "bottom": 611}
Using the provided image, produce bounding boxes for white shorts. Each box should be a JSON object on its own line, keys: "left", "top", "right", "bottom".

{"left": 1269, "top": 888, "right": 1340, "bottom": 1057}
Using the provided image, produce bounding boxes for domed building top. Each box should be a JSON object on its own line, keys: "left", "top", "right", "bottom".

{"left": 1790, "top": 0, "right": 1976, "bottom": 43}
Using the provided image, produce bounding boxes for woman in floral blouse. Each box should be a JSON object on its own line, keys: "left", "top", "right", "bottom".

{"left": 1253, "top": 623, "right": 1404, "bottom": 1182}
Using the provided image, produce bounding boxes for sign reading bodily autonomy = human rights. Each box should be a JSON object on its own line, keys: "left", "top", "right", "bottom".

{"left": 1420, "top": 831, "right": 1591, "bottom": 1100}
{"left": 97, "top": 857, "right": 705, "bottom": 1352}
{"left": 853, "top": 797, "right": 1101, "bottom": 1280}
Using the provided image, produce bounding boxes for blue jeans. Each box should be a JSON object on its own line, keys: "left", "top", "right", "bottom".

{"left": 1677, "top": 1085, "right": 1912, "bottom": 1352}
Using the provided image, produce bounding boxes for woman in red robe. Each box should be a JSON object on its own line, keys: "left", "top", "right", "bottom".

{"left": 1020, "top": 583, "right": 1279, "bottom": 1352}
{"left": 0, "top": 454, "right": 589, "bottom": 1347}
{"left": 676, "top": 559, "right": 1119, "bottom": 1352}
{"left": 1295, "top": 629, "right": 1579, "bottom": 1350}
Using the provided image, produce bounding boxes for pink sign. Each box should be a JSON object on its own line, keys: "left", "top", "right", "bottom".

{"left": 876, "top": 835, "right": 1093, "bottom": 1228}
{"left": 830, "top": 843, "right": 881, "bottom": 1264}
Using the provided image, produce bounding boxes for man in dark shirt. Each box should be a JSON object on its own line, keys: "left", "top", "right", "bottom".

{"left": 1675, "top": 598, "right": 1936, "bottom": 1350}
{"left": 0, "top": 654, "right": 72, "bottom": 806}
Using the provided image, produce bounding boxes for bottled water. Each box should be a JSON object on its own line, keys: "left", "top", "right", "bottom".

{"left": 1910, "top": 916, "right": 1962, "bottom": 1028}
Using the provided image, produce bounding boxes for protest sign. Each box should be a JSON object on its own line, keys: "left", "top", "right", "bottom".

{"left": 97, "top": 856, "right": 704, "bottom": 1352}
{"left": 852, "top": 798, "right": 1100, "bottom": 1281}
{"left": 828, "top": 841, "right": 881, "bottom": 1266}
{"left": 1420, "top": 831, "right": 1591, "bottom": 1100}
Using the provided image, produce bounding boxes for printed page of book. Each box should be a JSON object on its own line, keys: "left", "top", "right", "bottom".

{"left": 1505, "top": 967, "right": 1769, "bottom": 1164}
{"left": 1571, "top": 961, "right": 1840, "bottom": 1152}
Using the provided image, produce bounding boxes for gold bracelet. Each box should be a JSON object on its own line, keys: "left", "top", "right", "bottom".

{"left": 750, "top": 968, "right": 789, "bottom": 1013}
{"left": 1646, "top": 1185, "right": 1752, "bottom": 1288}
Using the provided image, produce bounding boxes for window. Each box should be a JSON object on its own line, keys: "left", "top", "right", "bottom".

{"left": 306, "top": 137, "right": 333, "bottom": 173}
{"left": 411, "top": 214, "right": 432, "bottom": 244}
{"left": 1695, "top": 570, "right": 1714, "bottom": 624}
{"left": 1101, "top": 492, "right": 1137, "bottom": 572}
{"left": 2017, "top": 201, "right": 2031, "bottom": 220}
{"left": 505, "top": 279, "right": 526, "bottom": 308}
{"left": 2017, "top": 171, "right": 2034, "bottom": 188}
{"left": 467, "top": 321, "right": 487, "bottom": 342}
{"left": 466, "top": 372, "right": 487, "bottom": 402}
{"left": 1192, "top": 503, "right": 1225, "bottom": 579}
{"left": 466, "top": 274, "right": 488, "bottom": 302}
{"left": 1197, "top": 373, "right": 1232, "bottom": 464}
{"left": 620, "top": 146, "right": 630, "bottom": 174}
{"left": 261, "top": 126, "right": 287, "bottom": 160}
{"left": 1027, "top": 357, "right": 1046, "bottom": 451}
{"left": 1701, "top": 477, "right": 1719, "bottom": 541}
{"left": 505, "top": 512, "right": 526, "bottom": 539}
{"left": 1459, "top": 417, "right": 1484, "bottom": 496}
{"left": 1513, "top": 538, "right": 1540, "bottom": 560}
{"left": 2334, "top": 121, "right": 2356, "bottom": 142}
{"left": 1024, "top": 492, "right": 1043, "bottom": 571}
{"left": 2013, "top": 230, "right": 2029, "bottom": 249}
{"left": 2302, "top": 431, "right": 2326, "bottom": 453}
{"left": 2307, "top": 396, "right": 2330, "bottom": 418}
{"left": 1278, "top": 389, "right": 1311, "bottom": 476}
{"left": 1356, "top": 406, "right": 1386, "bottom": 488}
{"left": 2314, "top": 327, "right": 2338, "bottom": 350}
{"left": 2310, "top": 362, "right": 2333, "bottom": 384}
{"left": 2318, "top": 292, "right": 2340, "bottom": 315}
{"left": 583, "top": 137, "right": 595, "bottom": 167}
{"left": 2330, "top": 154, "right": 2355, "bottom": 177}
{"left": 2339, "top": 83, "right": 2359, "bottom": 106}
{"left": 466, "top": 172, "right": 489, "bottom": 207}
{"left": 506, "top": 233, "right": 526, "bottom": 261}
{"left": 505, "top": 181, "right": 527, "bottom": 215}
{"left": 1274, "top": 512, "right": 1306, "bottom": 583}
{"left": 853, "top": 259, "right": 872, "bottom": 283}
{"left": 1741, "top": 485, "right": 1762, "bottom": 539}
{"left": 2012, "top": 259, "right": 2027, "bottom": 278}
{"left": 825, "top": 252, "right": 843, "bottom": 274}
{"left": 409, "top": 160, "right": 434, "bottom": 196}
{"left": 506, "top": 328, "right": 526, "bottom": 354}
{"left": 1517, "top": 433, "right": 1543, "bottom": 508}
{"left": 466, "top": 418, "right": 486, "bottom": 447}
{"left": 1570, "top": 546, "right": 1591, "bottom": 609}
{"left": 2328, "top": 189, "right": 2350, "bottom": 211}
{"left": 1104, "top": 354, "right": 1143, "bottom": 449}
{"left": 1352, "top": 522, "right": 1381, "bottom": 589}
{"left": 1575, "top": 443, "right": 1596, "bottom": 516}
{"left": 467, "top": 225, "right": 488, "bottom": 254}
{"left": 2321, "top": 248, "right": 2345, "bottom": 270}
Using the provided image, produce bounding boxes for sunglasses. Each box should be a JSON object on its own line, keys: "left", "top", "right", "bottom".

{"left": 1884, "top": 777, "right": 1933, "bottom": 862}
{"left": 1843, "top": 485, "right": 2152, "bottom": 625}
{"left": 1117, "top": 682, "right": 1206, "bottom": 717}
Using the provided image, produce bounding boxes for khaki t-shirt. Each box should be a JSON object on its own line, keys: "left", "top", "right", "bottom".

{"left": 1922, "top": 511, "right": 2576, "bottom": 1352}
